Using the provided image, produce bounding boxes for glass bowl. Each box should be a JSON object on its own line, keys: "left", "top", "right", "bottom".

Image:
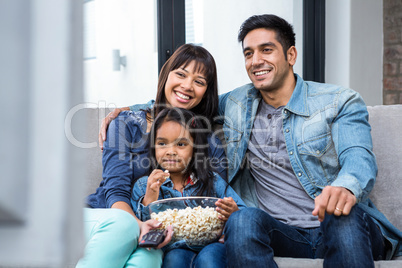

{"left": 148, "top": 196, "right": 225, "bottom": 247}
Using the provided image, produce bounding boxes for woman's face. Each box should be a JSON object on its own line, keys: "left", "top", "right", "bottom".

{"left": 164, "top": 60, "right": 208, "bottom": 110}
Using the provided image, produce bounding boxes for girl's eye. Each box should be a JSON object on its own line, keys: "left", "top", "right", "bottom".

{"left": 177, "top": 142, "right": 187, "bottom": 147}
{"left": 157, "top": 142, "right": 166, "bottom": 146}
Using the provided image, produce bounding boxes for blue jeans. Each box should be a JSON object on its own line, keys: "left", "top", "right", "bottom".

{"left": 162, "top": 242, "right": 226, "bottom": 268}
{"left": 224, "top": 206, "right": 385, "bottom": 268}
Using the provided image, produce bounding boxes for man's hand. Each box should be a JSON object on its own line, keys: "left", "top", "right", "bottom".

{"left": 312, "top": 185, "right": 357, "bottom": 222}
{"left": 215, "top": 197, "right": 239, "bottom": 221}
{"left": 139, "top": 219, "right": 174, "bottom": 249}
{"left": 99, "top": 107, "right": 130, "bottom": 150}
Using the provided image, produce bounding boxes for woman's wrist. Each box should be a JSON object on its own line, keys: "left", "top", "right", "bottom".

{"left": 111, "top": 201, "right": 136, "bottom": 217}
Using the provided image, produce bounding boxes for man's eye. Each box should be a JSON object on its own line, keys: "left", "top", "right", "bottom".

{"left": 263, "top": 48, "right": 272, "bottom": 52}
{"left": 244, "top": 52, "right": 252, "bottom": 57}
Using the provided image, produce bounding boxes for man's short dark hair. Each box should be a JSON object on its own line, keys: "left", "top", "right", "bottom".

{"left": 238, "top": 14, "right": 296, "bottom": 58}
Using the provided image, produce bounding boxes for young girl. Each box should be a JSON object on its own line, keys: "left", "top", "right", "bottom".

{"left": 131, "top": 107, "right": 246, "bottom": 268}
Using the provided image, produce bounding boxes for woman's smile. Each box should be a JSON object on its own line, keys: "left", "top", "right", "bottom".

{"left": 174, "top": 90, "right": 191, "bottom": 102}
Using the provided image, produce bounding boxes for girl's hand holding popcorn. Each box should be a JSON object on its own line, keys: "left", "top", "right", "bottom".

{"left": 142, "top": 169, "right": 170, "bottom": 206}
{"left": 215, "top": 197, "right": 239, "bottom": 221}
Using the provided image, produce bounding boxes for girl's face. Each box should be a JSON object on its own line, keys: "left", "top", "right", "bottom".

{"left": 155, "top": 120, "right": 194, "bottom": 175}
{"left": 164, "top": 60, "right": 208, "bottom": 110}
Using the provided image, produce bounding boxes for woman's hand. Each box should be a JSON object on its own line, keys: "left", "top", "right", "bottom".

{"left": 142, "top": 169, "right": 170, "bottom": 206}
{"left": 99, "top": 107, "right": 130, "bottom": 150}
{"left": 215, "top": 197, "right": 239, "bottom": 221}
{"left": 139, "top": 219, "right": 174, "bottom": 249}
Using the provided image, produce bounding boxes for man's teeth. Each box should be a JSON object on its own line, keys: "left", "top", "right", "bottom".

{"left": 176, "top": 92, "right": 190, "bottom": 100}
{"left": 255, "top": 70, "right": 269, "bottom": 76}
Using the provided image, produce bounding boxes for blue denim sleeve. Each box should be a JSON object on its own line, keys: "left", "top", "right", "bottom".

{"left": 330, "top": 90, "right": 378, "bottom": 202}
{"left": 102, "top": 112, "right": 148, "bottom": 208}
{"left": 208, "top": 133, "right": 227, "bottom": 181}
{"left": 129, "top": 100, "right": 154, "bottom": 111}
{"left": 216, "top": 93, "right": 229, "bottom": 124}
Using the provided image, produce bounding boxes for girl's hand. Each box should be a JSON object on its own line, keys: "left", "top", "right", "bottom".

{"left": 139, "top": 219, "right": 174, "bottom": 249}
{"left": 142, "top": 169, "right": 170, "bottom": 206}
{"left": 215, "top": 197, "right": 239, "bottom": 221}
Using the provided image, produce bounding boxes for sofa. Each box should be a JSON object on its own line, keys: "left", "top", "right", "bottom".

{"left": 80, "top": 105, "right": 402, "bottom": 267}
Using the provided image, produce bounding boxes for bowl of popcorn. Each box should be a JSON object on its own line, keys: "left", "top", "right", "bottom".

{"left": 148, "top": 196, "right": 225, "bottom": 247}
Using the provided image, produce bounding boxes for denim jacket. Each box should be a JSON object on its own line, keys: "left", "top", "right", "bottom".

{"left": 131, "top": 173, "right": 247, "bottom": 221}
{"left": 218, "top": 73, "right": 402, "bottom": 259}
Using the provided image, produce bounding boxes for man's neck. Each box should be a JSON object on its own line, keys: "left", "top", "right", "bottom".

{"left": 260, "top": 73, "right": 296, "bottom": 108}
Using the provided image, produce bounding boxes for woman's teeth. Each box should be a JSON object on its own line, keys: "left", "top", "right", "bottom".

{"left": 176, "top": 92, "right": 190, "bottom": 100}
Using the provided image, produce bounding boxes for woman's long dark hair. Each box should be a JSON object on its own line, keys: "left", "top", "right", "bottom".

{"left": 149, "top": 44, "right": 219, "bottom": 125}
{"left": 149, "top": 107, "right": 214, "bottom": 196}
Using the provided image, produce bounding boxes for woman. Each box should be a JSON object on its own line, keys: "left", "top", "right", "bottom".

{"left": 77, "top": 44, "right": 227, "bottom": 268}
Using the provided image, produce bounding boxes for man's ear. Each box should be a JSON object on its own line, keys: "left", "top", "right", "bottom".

{"left": 287, "top": 46, "right": 297, "bottom": 66}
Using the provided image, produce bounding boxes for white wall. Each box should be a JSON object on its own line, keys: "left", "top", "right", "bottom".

{"left": 326, "top": 0, "right": 383, "bottom": 106}
{"left": 85, "top": 0, "right": 384, "bottom": 107}
{"left": 84, "top": 0, "right": 303, "bottom": 105}
{"left": 84, "top": 0, "right": 158, "bottom": 108}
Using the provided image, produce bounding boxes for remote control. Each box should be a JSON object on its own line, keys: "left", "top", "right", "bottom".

{"left": 139, "top": 229, "right": 166, "bottom": 248}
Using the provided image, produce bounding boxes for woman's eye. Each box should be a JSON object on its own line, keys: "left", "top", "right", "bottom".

{"left": 176, "top": 72, "right": 185, "bottom": 77}
{"left": 195, "top": 80, "right": 206, "bottom": 86}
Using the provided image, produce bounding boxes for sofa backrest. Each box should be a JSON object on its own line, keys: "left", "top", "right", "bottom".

{"left": 367, "top": 105, "right": 402, "bottom": 231}
{"left": 80, "top": 106, "right": 402, "bottom": 232}
{"left": 71, "top": 107, "right": 106, "bottom": 197}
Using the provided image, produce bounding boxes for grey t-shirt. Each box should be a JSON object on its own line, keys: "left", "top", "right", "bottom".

{"left": 247, "top": 101, "right": 319, "bottom": 228}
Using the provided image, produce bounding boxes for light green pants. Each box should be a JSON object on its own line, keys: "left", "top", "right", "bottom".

{"left": 76, "top": 208, "right": 163, "bottom": 268}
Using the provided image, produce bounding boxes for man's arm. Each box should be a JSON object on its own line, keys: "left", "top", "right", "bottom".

{"left": 99, "top": 107, "right": 130, "bottom": 149}
{"left": 99, "top": 100, "right": 155, "bottom": 149}
{"left": 313, "top": 90, "right": 377, "bottom": 221}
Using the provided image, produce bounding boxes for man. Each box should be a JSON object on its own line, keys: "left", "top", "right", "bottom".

{"left": 100, "top": 14, "right": 402, "bottom": 267}
{"left": 219, "top": 14, "right": 401, "bottom": 267}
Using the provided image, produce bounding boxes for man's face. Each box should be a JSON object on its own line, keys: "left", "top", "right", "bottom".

{"left": 243, "top": 28, "right": 295, "bottom": 93}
